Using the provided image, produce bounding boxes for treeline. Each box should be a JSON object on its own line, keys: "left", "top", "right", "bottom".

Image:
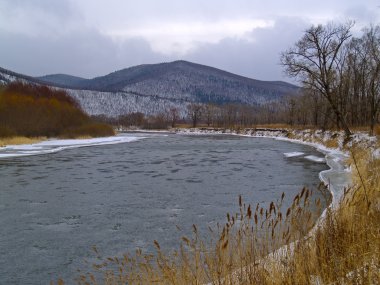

{"left": 0, "top": 82, "right": 114, "bottom": 138}
{"left": 280, "top": 22, "right": 380, "bottom": 136}
{"left": 94, "top": 103, "right": 277, "bottom": 130}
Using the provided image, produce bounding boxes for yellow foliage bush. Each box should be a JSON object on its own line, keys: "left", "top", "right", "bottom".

{"left": 0, "top": 82, "right": 114, "bottom": 139}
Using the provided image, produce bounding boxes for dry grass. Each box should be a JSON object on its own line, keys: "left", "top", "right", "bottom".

{"left": 55, "top": 133, "right": 380, "bottom": 285}
{"left": 255, "top": 124, "right": 318, "bottom": 131}
{"left": 347, "top": 125, "right": 380, "bottom": 135}
{"left": 323, "top": 138, "right": 339, "bottom": 148}
{"left": 375, "top": 125, "right": 380, "bottom": 136}
{"left": 0, "top": 136, "right": 46, "bottom": 147}
{"left": 60, "top": 123, "right": 115, "bottom": 139}
{"left": 68, "top": 186, "right": 329, "bottom": 285}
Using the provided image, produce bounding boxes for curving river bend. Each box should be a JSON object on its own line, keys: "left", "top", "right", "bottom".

{"left": 0, "top": 133, "right": 330, "bottom": 284}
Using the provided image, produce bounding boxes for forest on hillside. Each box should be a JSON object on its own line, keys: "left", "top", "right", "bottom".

{"left": 0, "top": 82, "right": 114, "bottom": 138}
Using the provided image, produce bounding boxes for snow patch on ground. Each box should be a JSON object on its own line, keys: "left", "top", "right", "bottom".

{"left": 373, "top": 148, "right": 380, "bottom": 159}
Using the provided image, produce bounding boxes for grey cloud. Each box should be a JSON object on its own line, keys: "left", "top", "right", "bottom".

{"left": 1, "top": 0, "right": 78, "bottom": 19}
{"left": 0, "top": 0, "right": 379, "bottom": 81}
{"left": 185, "top": 17, "right": 309, "bottom": 82}
{"left": 345, "top": 5, "right": 379, "bottom": 26}
{"left": 0, "top": 29, "right": 163, "bottom": 78}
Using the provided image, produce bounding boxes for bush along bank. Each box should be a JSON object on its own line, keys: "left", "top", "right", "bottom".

{"left": 0, "top": 82, "right": 115, "bottom": 140}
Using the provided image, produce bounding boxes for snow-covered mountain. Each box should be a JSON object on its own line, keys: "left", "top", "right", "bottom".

{"left": 65, "top": 89, "right": 188, "bottom": 117}
{"left": 0, "top": 66, "right": 44, "bottom": 85}
{"left": 1, "top": 61, "right": 299, "bottom": 117}
{"left": 0, "top": 67, "right": 191, "bottom": 116}
{"left": 37, "top": 61, "right": 299, "bottom": 105}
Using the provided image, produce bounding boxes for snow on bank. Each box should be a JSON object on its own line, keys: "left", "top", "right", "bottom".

{"left": 0, "top": 134, "right": 146, "bottom": 159}
{"left": 178, "top": 127, "right": 378, "bottom": 284}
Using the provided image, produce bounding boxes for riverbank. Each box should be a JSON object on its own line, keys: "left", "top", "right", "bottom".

{"left": 174, "top": 127, "right": 358, "bottom": 206}
{"left": 171, "top": 127, "right": 380, "bottom": 284}
{"left": 102, "top": 127, "right": 377, "bottom": 284}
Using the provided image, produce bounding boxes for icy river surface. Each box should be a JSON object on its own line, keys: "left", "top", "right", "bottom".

{"left": 0, "top": 133, "right": 329, "bottom": 284}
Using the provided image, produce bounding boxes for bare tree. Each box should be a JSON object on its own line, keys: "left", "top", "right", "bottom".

{"left": 204, "top": 104, "right": 218, "bottom": 127}
{"left": 281, "top": 22, "right": 354, "bottom": 138}
{"left": 187, "top": 103, "right": 203, "bottom": 127}
{"left": 168, "top": 107, "right": 179, "bottom": 128}
{"left": 359, "top": 25, "right": 380, "bottom": 135}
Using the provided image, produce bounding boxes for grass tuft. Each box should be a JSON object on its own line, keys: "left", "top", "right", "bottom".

{"left": 60, "top": 123, "right": 115, "bottom": 139}
{"left": 375, "top": 124, "right": 380, "bottom": 136}
{"left": 0, "top": 136, "right": 46, "bottom": 147}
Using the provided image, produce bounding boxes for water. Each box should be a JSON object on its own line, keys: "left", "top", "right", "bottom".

{"left": 0, "top": 133, "right": 329, "bottom": 284}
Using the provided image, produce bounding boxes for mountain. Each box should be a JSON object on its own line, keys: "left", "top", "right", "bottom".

{"left": 0, "top": 66, "right": 194, "bottom": 117}
{"left": 55, "top": 60, "right": 299, "bottom": 105}
{"left": 36, "top": 74, "right": 87, "bottom": 87}
{"left": 0, "top": 66, "right": 44, "bottom": 85}
{"left": 0, "top": 61, "right": 300, "bottom": 117}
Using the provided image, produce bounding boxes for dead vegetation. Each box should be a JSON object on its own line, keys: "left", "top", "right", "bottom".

{"left": 0, "top": 136, "right": 46, "bottom": 147}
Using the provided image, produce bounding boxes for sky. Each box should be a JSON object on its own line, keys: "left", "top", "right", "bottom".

{"left": 0, "top": 0, "right": 379, "bottom": 82}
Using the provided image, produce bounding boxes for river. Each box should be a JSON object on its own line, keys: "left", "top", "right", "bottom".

{"left": 0, "top": 133, "right": 329, "bottom": 284}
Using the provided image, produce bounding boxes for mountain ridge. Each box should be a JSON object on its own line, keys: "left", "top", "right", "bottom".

{"left": 32, "top": 60, "right": 298, "bottom": 95}
{"left": 0, "top": 61, "right": 300, "bottom": 117}
{"left": 36, "top": 74, "right": 87, "bottom": 87}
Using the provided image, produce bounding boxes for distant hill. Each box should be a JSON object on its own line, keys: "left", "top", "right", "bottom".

{"left": 0, "top": 61, "right": 300, "bottom": 117}
{"left": 36, "top": 74, "right": 87, "bottom": 87}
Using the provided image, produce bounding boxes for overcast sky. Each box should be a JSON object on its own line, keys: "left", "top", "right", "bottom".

{"left": 0, "top": 0, "right": 379, "bottom": 82}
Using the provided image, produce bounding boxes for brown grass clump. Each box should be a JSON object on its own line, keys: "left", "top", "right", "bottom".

{"left": 60, "top": 123, "right": 115, "bottom": 139}
{"left": 255, "top": 124, "right": 318, "bottom": 131}
{"left": 374, "top": 124, "right": 380, "bottom": 136}
{"left": 0, "top": 136, "right": 46, "bottom": 147}
{"left": 324, "top": 138, "right": 339, "bottom": 149}
{"left": 311, "top": 144, "right": 380, "bottom": 283}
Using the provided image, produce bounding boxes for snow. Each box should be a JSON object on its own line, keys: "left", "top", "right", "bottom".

{"left": 65, "top": 88, "right": 190, "bottom": 117}
{"left": 304, "top": 155, "right": 326, "bottom": 163}
{"left": 284, "top": 152, "right": 326, "bottom": 163}
{"left": 373, "top": 148, "right": 380, "bottom": 159}
{"left": 284, "top": 151, "right": 304, "bottom": 158}
{"left": 0, "top": 134, "right": 145, "bottom": 159}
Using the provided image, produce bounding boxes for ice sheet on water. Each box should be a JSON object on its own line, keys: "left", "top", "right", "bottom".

{"left": 283, "top": 152, "right": 304, "bottom": 158}
{"left": 0, "top": 135, "right": 145, "bottom": 158}
{"left": 304, "top": 155, "right": 326, "bottom": 163}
